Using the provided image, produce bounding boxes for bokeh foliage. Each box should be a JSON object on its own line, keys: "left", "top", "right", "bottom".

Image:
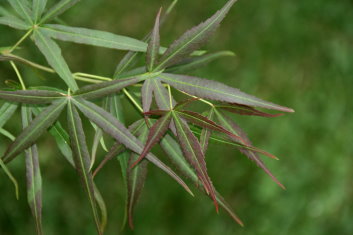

{"left": 1, "top": 0, "right": 352, "bottom": 234}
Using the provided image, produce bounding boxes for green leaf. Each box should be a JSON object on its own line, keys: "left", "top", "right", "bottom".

{"left": 36, "top": 106, "right": 106, "bottom": 232}
{"left": 2, "top": 99, "right": 67, "bottom": 163}
{"left": 159, "top": 73, "right": 294, "bottom": 112}
{"left": 171, "top": 111, "right": 218, "bottom": 211}
{"left": 159, "top": 133, "right": 243, "bottom": 225}
{"left": 36, "top": 108, "right": 106, "bottom": 233}
{"left": 93, "top": 119, "right": 145, "bottom": 178}
{"left": 7, "top": 0, "right": 33, "bottom": 24}
{"left": 32, "top": 0, "right": 47, "bottom": 22}
{"left": 200, "top": 108, "right": 214, "bottom": 154}
{"left": 0, "top": 159, "right": 19, "bottom": 199}
{"left": 0, "top": 102, "right": 18, "bottom": 128}
{"left": 114, "top": 51, "right": 141, "bottom": 78}
{"left": 32, "top": 105, "right": 74, "bottom": 166}
{"left": 173, "top": 97, "right": 200, "bottom": 110}
{"left": 90, "top": 123, "right": 105, "bottom": 170}
{"left": 33, "top": 29, "right": 78, "bottom": 91}
{"left": 0, "top": 90, "right": 65, "bottom": 104}
{"left": 155, "top": 0, "right": 237, "bottom": 70}
{"left": 0, "top": 100, "right": 20, "bottom": 197}
{"left": 41, "top": 24, "right": 149, "bottom": 52}
{"left": 160, "top": 134, "right": 196, "bottom": 179}
{"left": 127, "top": 124, "right": 149, "bottom": 229}
{"left": 21, "top": 106, "right": 43, "bottom": 235}
{"left": 107, "top": 95, "right": 130, "bottom": 230}
{"left": 146, "top": 8, "right": 162, "bottom": 72}
{"left": 0, "top": 6, "right": 12, "bottom": 17}
{"left": 93, "top": 184, "right": 107, "bottom": 233}
{"left": 73, "top": 74, "right": 156, "bottom": 100}
{"left": 90, "top": 99, "right": 109, "bottom": 170}
{"left": 108, "top": 95, "right": 129, "bottom": 180}
{"left": 73, "top": 98, "right": 193, "bottom": 195}
{"left": 40, "top": 0, "right": 80, "bottom": 24}
{"left": 151, "top": 78, "right": 175, "bottom": 110}
{"left": 141, "top": 79, "right": 153, "bottom": 112}
{"left": 131, "top": 112, "right": 172, "bottom": 167}
{"left": 0, "top": 15, "right": 30, "bottom": 30}
{"left": 0, "top": 128, "right": 15, "bottom": 141}
{"left": 48, "top": 120, "right": 75, "bottom": 166}
{"left": 214, "top": 109, "right": 285, "bottom": 189}
{"left": 67, "top": 100, "right": 102, "bottom": 235}
{"left": 166, "top": 51, "right": 235, "bottom": 73}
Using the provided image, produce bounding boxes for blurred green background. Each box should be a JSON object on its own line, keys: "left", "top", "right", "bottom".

{"left": 1, "top": 0, "right": 353, "bottom": 234}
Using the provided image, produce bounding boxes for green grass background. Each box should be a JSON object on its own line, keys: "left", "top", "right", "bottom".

{"left": 0, "top": 0, "right": 352, "bottom": 234}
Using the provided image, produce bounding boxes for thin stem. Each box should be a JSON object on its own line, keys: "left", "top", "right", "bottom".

{"left": 0, "top": 128, "right": 15, "bottom": 141}
{"left": 177, "top": 89, "right": 214, "bottom": 107}
{"left": 199, "top": 98, "right": 214, "bottom": 107}
{"left": 123, "top": 88, "right": 143, "bottom": 113}
{"left": 10, "top": 61, "right": 26, "bottom": 90}
{"left": 73, "top": 75, "right": 102, "bottom": 84}
{"left": 9, "top": 29, "right": 33, "bottom": 53}
{"left": 167, "top": 84, "right": 173, "bottom": 109}
{"left": 6, "top": 54, "right": 55, "bottom": 73}
{"left": 4, "top": 54, "right": 151, "bottom": 85}
{"left": 73, "top": 73, "right": 112, "bottom": 81}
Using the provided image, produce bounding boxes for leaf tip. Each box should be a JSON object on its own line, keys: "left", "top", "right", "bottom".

{"left": 279, "top": 182, "right": 286, "bottom": 190}
{"left": 225, "top": 51, "right": 236, "bottom": 57}
{"left": 284, "top": 107, "right": 295, "bottom": 113}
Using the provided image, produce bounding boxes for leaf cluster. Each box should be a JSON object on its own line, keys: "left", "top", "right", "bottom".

{"left": 0, "top": 0, "right": 293, "bottom": 234}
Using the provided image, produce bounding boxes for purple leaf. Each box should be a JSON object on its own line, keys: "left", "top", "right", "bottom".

{"left": 214, "top": 109, "right": 285, "bottom": 189}
{"left": 160, "top": 134, "right": 243, "bottom": 225}
{"left": 131, "top": 112, "right": 172, "bottom": 168}
{"left": 155, "top": 0, "right": 238, "bottom": 70}
{"left": 21, "top": 106, "right": 43, "bottom": 235}
{"left": 159, "top": 73, "right": 294, "bottom": 112}
{"left": 176, "top": 110, "right": 243, "bottom": 143}
{"left": 217, "top": 103, "right": 284, "bottom": 117}
{"left": 143, "top": 110, "right": 169, "bottom": 116}
{"left": 172, "top": 112, "right": 219, "bottom": 211}
{"left": 127, "top": 123, "right": 149, "bottom": 229}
